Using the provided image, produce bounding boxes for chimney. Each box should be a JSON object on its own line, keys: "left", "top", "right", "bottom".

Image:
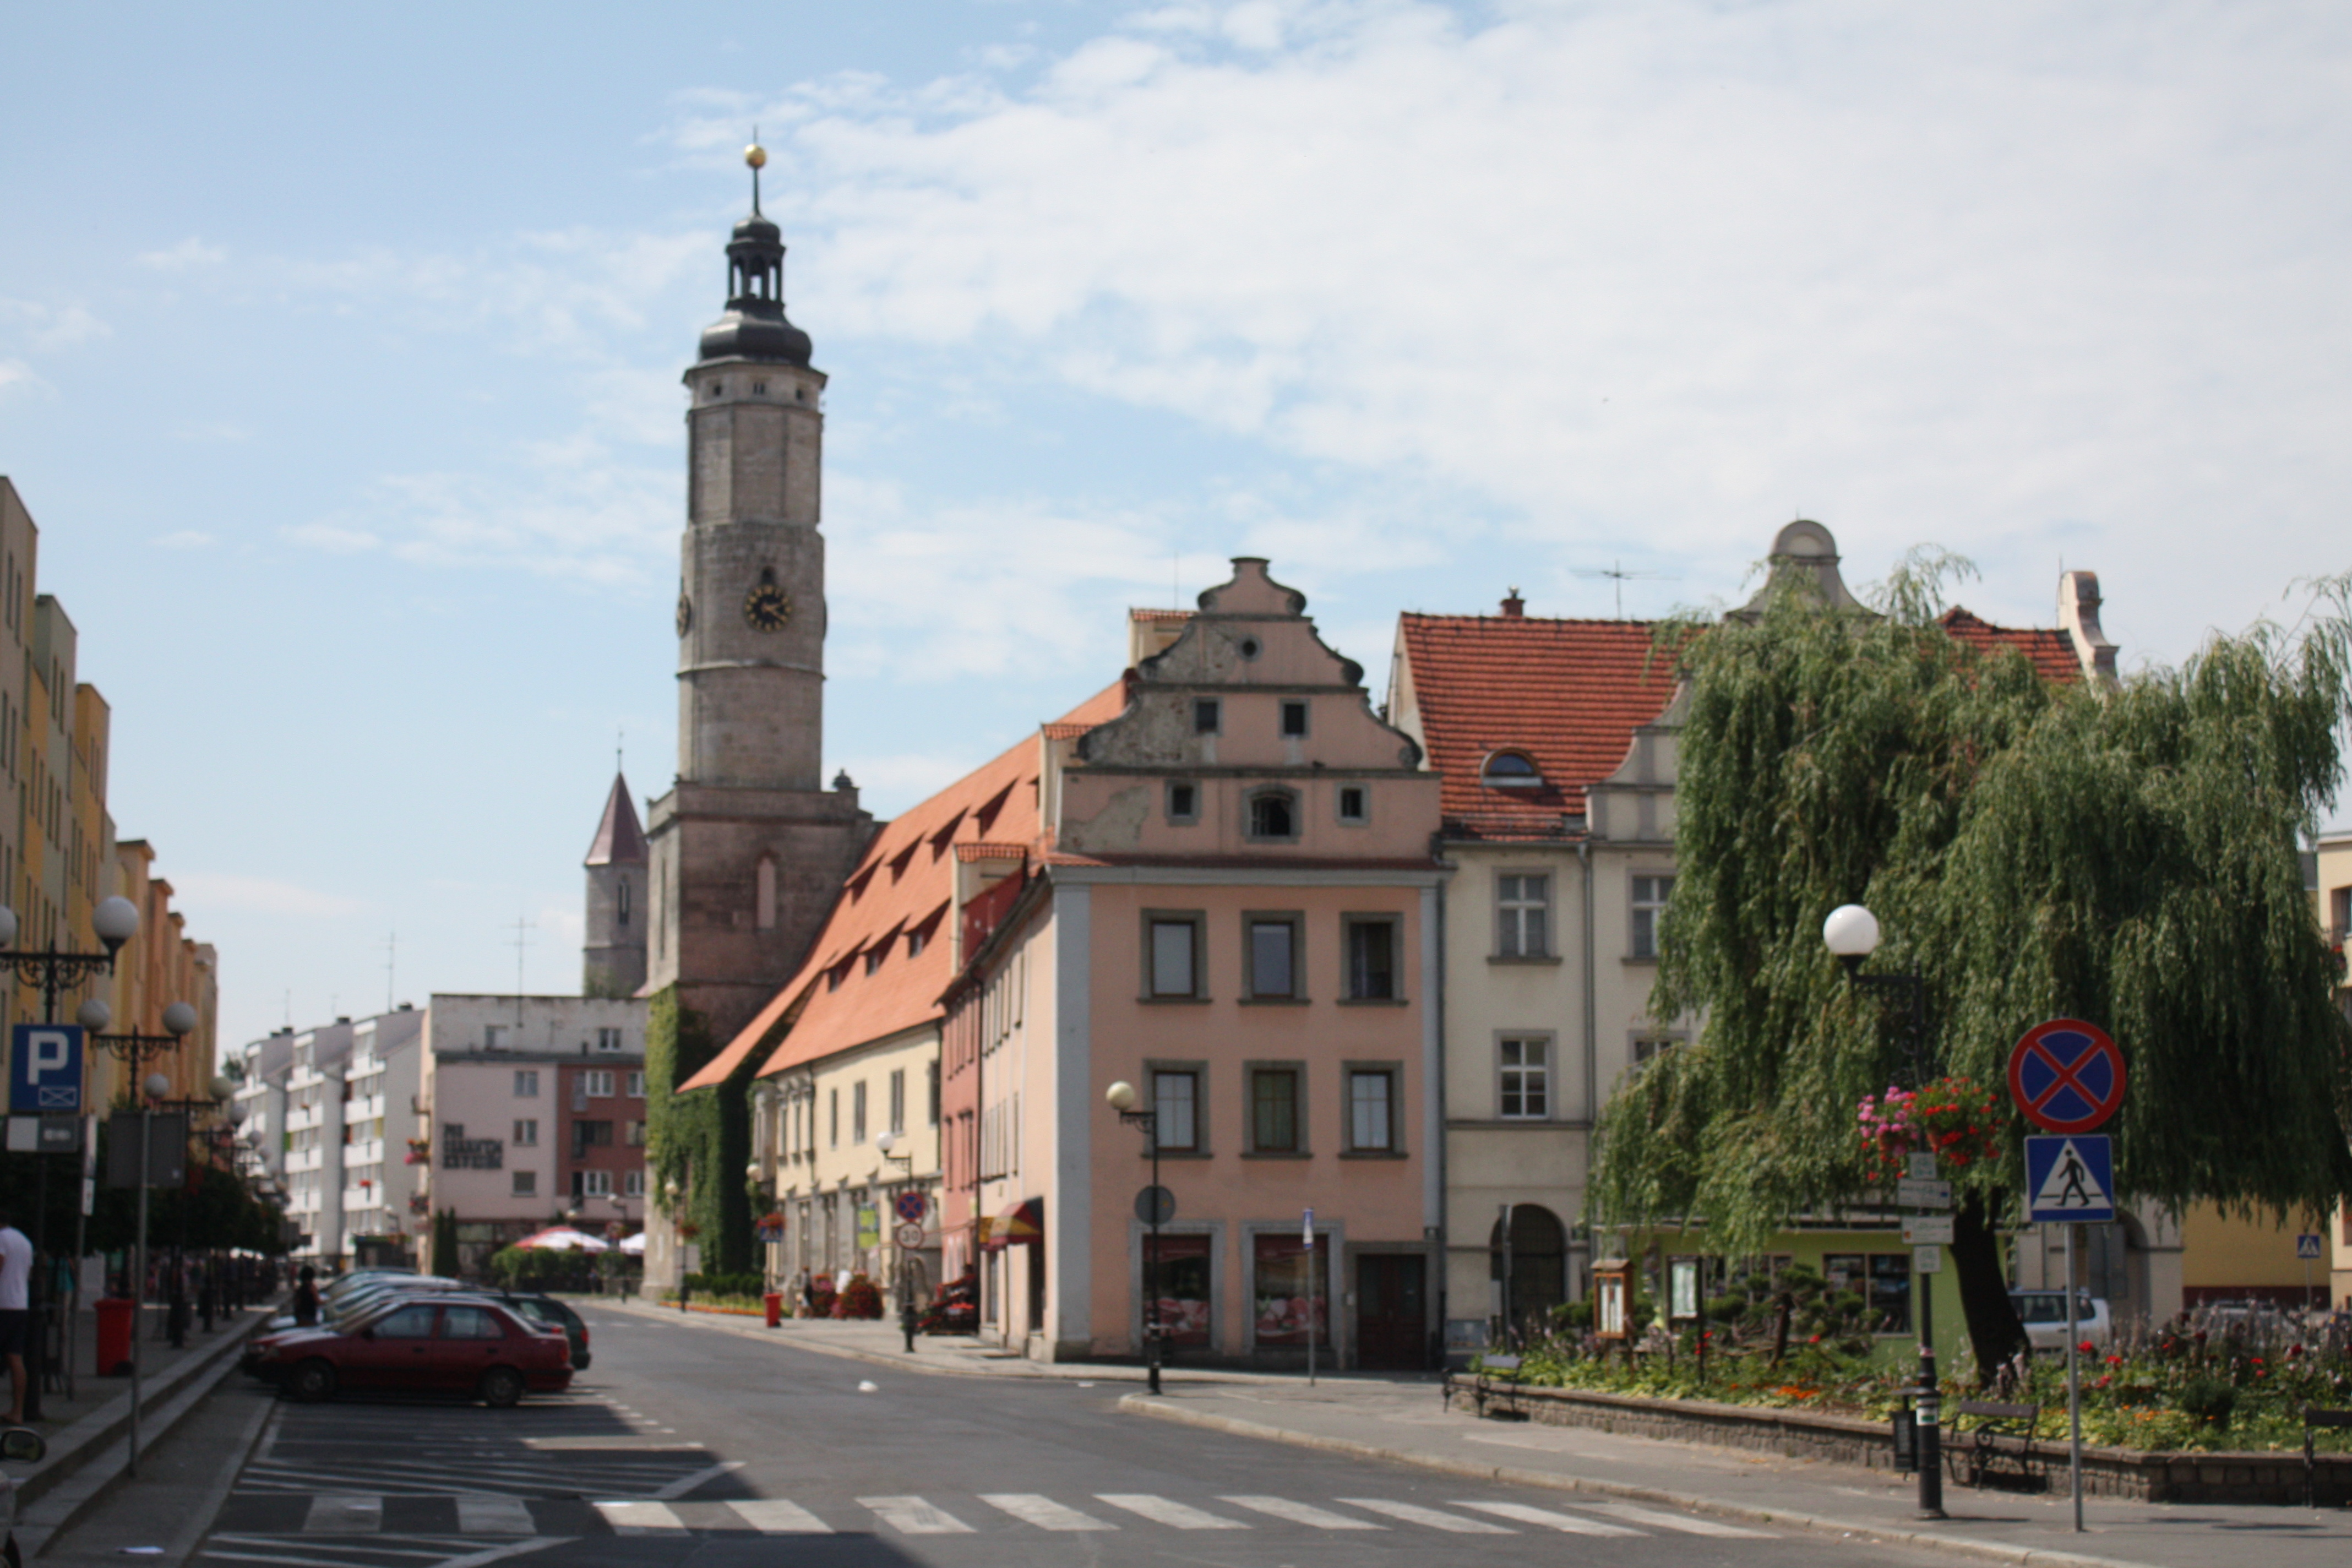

{"left": 1500, "top": 587, "right": 1525, "bottom": 619}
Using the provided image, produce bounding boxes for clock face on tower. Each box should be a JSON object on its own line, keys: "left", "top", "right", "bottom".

{"left": 675, "top": 592, "right": 693, "bottom": 638}
{"left": 744, "top": 580, "right": 792, "bottom": 633}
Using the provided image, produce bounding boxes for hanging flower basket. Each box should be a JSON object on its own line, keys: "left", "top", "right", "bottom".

{"left": 1857, "top": 1075, "right": 2002, "bottom": 1183}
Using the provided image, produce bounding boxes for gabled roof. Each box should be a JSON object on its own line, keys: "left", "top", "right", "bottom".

{"left": 680, "top": 683, "right": 1126, "bottom": 1091}
{"left": 1396, "top": 613, "right": 1681, "bottom": 835}
{"left": 1937, "top": 608, "right": 2085, "bottom": 685}
{"left": 584, "top": 773, "right": 647, "bottom": 867}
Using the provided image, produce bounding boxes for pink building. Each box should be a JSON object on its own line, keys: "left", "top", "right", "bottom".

{"left": 943, "top": 560, "right": 1446, "bottom": 1368}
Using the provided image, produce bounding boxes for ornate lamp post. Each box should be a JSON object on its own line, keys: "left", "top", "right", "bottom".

{"left": 1823, "top": 902, "right": 1945, "bottom": 1521}
{"left": 0, "top": 895, "right": 141, "bottom": 1423}
{"left": 1103, "top": 1081, "right": 1166, "bottom": 1396}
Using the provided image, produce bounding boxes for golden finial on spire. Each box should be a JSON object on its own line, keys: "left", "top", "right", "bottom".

{"left": 745, "top": 127, "right": 767, "bottom": 214}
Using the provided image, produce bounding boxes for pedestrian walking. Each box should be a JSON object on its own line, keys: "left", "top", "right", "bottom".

{"left": 291, "top": 1265, "right": 319, "bottom": 1328}
{"left": 0, "top": 1208, "right": 31, "bottom": 1425}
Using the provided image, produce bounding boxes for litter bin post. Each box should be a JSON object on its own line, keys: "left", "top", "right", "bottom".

{"left": 764, "top": 1292, "right": 783, "bottom": 1329}
{"left": 92, "top": 1296, "right": 134, "bottom": 1378}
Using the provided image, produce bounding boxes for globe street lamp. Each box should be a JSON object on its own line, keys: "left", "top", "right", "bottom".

{"left": 0, "top": 895, "right": 139, "bottom": 1422}
{"left": 1823, "top": 902, "right": 1943, "bottom": 1520}
{"left": 1104, "top": 1081, "right": 1167, "bottom": 1396}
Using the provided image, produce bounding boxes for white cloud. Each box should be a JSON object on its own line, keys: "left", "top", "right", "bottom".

{"left": 171, "top": 872, "right": 366, "bottom": 918}
{"left": 155, "top": 530, "right": 216, "bottom": 550}
{"left": 0, "top": 360, "right": 46, "bottom": 400}
{"left": 282, "top": 521, "right": 382, "bottom": 554}
{"left": 0, "top": 298, "right": 108, "bottom": 350}
{"left": 138, "top": 237, "right": 226, "bottom": 271}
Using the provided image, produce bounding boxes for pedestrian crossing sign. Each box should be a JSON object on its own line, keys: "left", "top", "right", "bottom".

{"left": 2025, "top": 1135, "right": 2115, "bottom": 1223}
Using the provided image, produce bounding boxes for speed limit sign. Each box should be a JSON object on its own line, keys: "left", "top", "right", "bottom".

{"left": 894, "top": 1221, "right": 925, "bottom": 1249}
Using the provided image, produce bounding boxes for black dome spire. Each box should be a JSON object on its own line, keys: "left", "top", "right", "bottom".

{"left": 697, "top": 139, "right": 813, "bottom": 367}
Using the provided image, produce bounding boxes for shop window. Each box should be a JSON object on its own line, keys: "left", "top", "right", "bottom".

{"left": 1146, "top": 1234, "right": 1213, "bottom": 1347}
{"left": 1251, "top": 1233, "right": 1329, "bottom": 1347}
{"left": 1823, "top": 1253, "right": 1913, "bottom": 1335}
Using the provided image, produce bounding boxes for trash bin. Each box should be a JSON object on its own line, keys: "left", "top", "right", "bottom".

{"left": 94, "top": 1297, "right": 135, "bottom": 1377}
{"left": 765, "top": 1292, "right": 784, "bottom": 1328}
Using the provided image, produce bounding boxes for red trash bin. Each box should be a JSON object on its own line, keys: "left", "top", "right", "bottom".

{"left": 764, "top": 1292, "right": 783, "bottom": 1329}
{"left": 94, "top": 1297, "right": 134, "bottom": 1377}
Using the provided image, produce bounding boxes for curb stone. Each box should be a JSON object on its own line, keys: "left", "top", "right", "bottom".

{"left": 1117, "top": 1393, "right": 2166, "bottom": 1568}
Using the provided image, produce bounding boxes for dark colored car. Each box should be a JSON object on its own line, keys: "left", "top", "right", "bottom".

{"left": 484, "top": 1292, "right": 591, "bottom": 1371}
{"left": 250, "top": 1298, "right": 571, "bottom": 1407}
{"left": 264, "top": 1274, "right": 462, "bottom": 1334}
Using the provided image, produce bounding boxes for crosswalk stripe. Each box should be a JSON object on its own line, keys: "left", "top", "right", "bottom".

{"left": 1093, "top": 1494, "right": 1248, "bottom": 1530}
{"left": 858, "top": 1495, "right": 975, "bottom": 1534}
{"left": 728, "top": 1499, "right": 833, "bottom": 1534}
{"left": 979, "top": 1494, "right": 1117, "bottom": 1531}
{"left": 455, "top": 1494, "right": 536, "bottom": 1535}
{"left": 592, "top": 1500, "right": 687, "bottom": 1534}
{"left": 1337, "top": 1498, "right": 1514, "bottom": 1533}
{"left": 1578, "top": 1500, "right": 1773, "bottom": 1537}
{"left": 1453, "top": 1500, "right": 1644, "bottom": 1536}
{"left": 301, "top": 1494, "right": 382, "bottom": 1534}
{"left": 1219, "top": 1495, "right": 1385, "bottom": 1529}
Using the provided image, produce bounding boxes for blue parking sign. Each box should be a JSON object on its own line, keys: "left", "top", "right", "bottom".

{"left": 10, "top": 1023, "right": 84, "bottom": 1114}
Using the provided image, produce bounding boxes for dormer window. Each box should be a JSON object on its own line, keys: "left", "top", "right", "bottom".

{"left": 1481, "top": 750, "right": 1543, "bottom": 788}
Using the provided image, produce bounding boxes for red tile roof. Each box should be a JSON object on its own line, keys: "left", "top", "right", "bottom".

{"left": 1939, "top": 607, "right": 2085, "bottom": 684}
{"left": 680, "top": 683, "right": 1126, "bottom": 1092}
{"left": 1397, "top": 614, "right": 1681, "bottom": 836}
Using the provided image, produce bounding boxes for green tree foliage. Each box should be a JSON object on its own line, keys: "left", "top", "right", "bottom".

{"left": 1592, "top": 558, "right": 2352, "bottom": 1375}
{"left": 644, "top": 987, "right": 754, "bottom": 1274}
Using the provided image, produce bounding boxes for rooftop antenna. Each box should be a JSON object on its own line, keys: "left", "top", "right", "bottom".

{"left": 1572, "top": 559, "right": 1681, "bottom": 619}
{"left": 384, "top": 931, "right": 397, "bottom": 1015}
{"left": 510, "top": 915, "right": 536, "bottom": 1024}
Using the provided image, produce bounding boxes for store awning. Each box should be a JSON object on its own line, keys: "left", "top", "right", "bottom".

{"left": 981, "top": 1197, "right": 1043, "bottom": 1251}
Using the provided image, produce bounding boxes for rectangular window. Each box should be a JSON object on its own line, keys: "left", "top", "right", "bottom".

{"left": 1497, "top": 874, "right": 1550, "bottom": 958}
{"left": 1146, "top": 1234, "right": 1213, "bottom": 1347}
{"left": 1344, "top": 917, "right": 1397, "bottom": 1000}
{"left": 1250, "top": 1067, "right": 1300, "bottom": 1152}
{"left": 1631, "top": 874, "right": 1675, "bottom": 959}
{"left": 511, "top": 1118, "right": 538, "bottom": 1146}
{"left": 1824, "top": 1253, "right": 1913, "bottom": 1335}
{"left": 829, "top": 1088, "right": 839, "bottom": 1147}
{"left": 889, "top": 1069, "right": 906, "bottom": 1134}
{"left": 623, "top": 1170, "right": 645, "bottom": 1197}
{"left": 1148, "top": 917, "right": 1201, "bottom": 998}
{"left": 1348, "top": 1070, "right": 1395, "bottom": 1151}
{"left": 1166, "top": 781, "right": 1199, "bottom": 822}
{"left": 585, "top": 1070, "right": 616, "bottom": 1098}
{"left": 1499, "top": 1037, "right": 1550, "bottom": 1119}
{"left": 853, "top": 1081, "right": 868, "bottom": 1144}
{"left": 510, "top": 1170, "right": 536, "bottom": 1197}
{"left": 2334, "top": 886, "right": 2351, "bottom": 933}
{"left": 928, "top": 1061, "right": 941, "bottom": 1126}
{"left": 1246, "top": 916, "right": 1300, "bottom": 999}
{"left": 573, "top": 1169, "right": 613, "bottom": 1197}
{"left": 626, "top": 1071, "right": 645, "bottom": 1097}
{"left": 1337, "top": 785, "right": 1366, "bottom": 823}
{"left": 1193, "top": 698, "right": 1221, "bottom": 734}
{"left": 1280, "top": 699, "right": 1308, "bottom": 737}
{"left": 513, "top": 1070, "right": 538, "bottom": 1098}
{"left": 1251, "top": 1234, "right": 1328, "bottom": 1347}
{"left": 1633, "top": 1035, "right": 1679, "bottom": 1066}
{"left": 596, "top": 1027, "right": 624, "bottom": 1052}
{"left": 571, "top": 1120, "right": 614, "bottom": 1157}
{"left": 484, "top": 1025, "right": 508, "bottom": 1050}
{"left": 624, "top": 1120, "right": 647, "bottom": 1146}
{"left": 1152, "top": 1069, "right": 1200, "bottom": 1152}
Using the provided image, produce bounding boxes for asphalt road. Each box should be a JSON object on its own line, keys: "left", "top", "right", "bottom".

{"left": 188, "top": 1303, "right": 1955, "bottom": 1567}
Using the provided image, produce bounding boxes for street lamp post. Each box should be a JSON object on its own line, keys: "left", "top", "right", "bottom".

{"left": 0, "top": 895, "right": 140, "bottom": 1422}
{"left": 875, "top": 1134, "right": 918, "bottom": 1352}
{"left": 144, "top": 1075, "right": 235, "bottom": 1352}
{"left": 1823, "top": 902, "right": 1945, "bottom": 1521}
{"left": 1103, "top": 1082, "right": 1164, "bottom": 1396}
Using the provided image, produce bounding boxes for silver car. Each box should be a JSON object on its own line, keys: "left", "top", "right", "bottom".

{"left": 2009, "top": 1289, "right": 2111, "bottom": 1351}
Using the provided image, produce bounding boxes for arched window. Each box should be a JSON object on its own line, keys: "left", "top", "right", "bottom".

{"left": 1480, "top": 750, "right": 1543, "bottom": 788}
{"left": 616, "top": 878, "right": 631, "bottom": 928}
{"left": 1246, "top": 788, "right": 1298, "bottom": 841}
{"left": 1489, "top": 1204, "right": 1569, "bottom": 1335}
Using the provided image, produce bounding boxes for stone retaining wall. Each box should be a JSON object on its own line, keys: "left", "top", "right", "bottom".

{"left": 1442, "top": 1375, "right": 2351, "bottom": 1505}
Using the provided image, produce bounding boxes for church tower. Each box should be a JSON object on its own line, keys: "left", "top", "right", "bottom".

{"left": 645, "top": 142, "right": 875, "bottom": 1044}
{"left": 582, "top": 771, "right": 648, "bottom": 997}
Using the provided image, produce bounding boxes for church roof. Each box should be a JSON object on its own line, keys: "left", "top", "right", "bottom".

{"left": 680, "top": 682, "right": 1128, "bottom": 1092}
{"left": 584, "top": 773, "right": 647, "bottom": 867}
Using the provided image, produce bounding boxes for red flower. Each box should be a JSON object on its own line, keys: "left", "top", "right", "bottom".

{"left": 2078, "top": 1341, "right": 2095, "bottom": 1354}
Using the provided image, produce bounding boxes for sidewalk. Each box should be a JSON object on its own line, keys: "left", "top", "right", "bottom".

{"left": 1117, "top": 1380, "right": 2352, "bottom": 1568}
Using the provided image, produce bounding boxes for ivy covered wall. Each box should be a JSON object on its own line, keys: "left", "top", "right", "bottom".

{"left": 644, "top": 986, "right": 755, "bottom": 1274}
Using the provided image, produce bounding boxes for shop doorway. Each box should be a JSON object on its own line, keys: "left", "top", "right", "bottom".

{"left": 1355, "top": 1254, "right": 1428, "bottom": 1370}
{"left": 1490, "top": 1204, "right": 1567, "bottom": 1338}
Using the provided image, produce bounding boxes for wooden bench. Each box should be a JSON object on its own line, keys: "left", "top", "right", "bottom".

{"left": 1946, "top": 1400, "right": 2041, "bottom": 1489}
{"left": 2305, "top": 1407, "right": 2352, "bottom": 1509}
{"left": 1472, "top": 1354, "right": 1530, "bottom": 1421}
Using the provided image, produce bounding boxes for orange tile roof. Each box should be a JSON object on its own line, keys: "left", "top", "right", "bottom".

{"left": 1398, "top": 614, "right": 1682, "bottom": 834}
{"left": 1939, "top": 607, "right": 2085, "bottom": 684}
{"left": 680, "top": 683, "right": 1126, "bottom": 1091}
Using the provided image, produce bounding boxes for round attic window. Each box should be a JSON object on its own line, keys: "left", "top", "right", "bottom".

{"left": 1481, "top": 750, "right": 1543, "bottom": 787}
{"left": 1237, "top": 635, "right": 1262, "bottom": 660}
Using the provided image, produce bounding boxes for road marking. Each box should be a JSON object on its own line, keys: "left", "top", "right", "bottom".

{"left": 521, "top": 1437, "right": 707, "bottom": 1450}
{"left": 592, "top": 1500, "right": 687, "bottom": 1534}
{"left": 301, "top": 1494, "right": 383, "bottom": 1534}
{"left": 1577, "top": 1501, "right": 1774, "bottom": 1537}
{"left": 1336, "top": 1498, "right": 1513, "bottom": 1533}
{"left": 859, "top": 1496, "right": 974, "bottom": 1534}
{"left": 652, "top": 1458, "right": 746, "bottom": 1499}
{"left": 433, "top": 1542, "right": 573, "bottom": 1568}
{"left": 1453, "top": 1500, "right": 1644, "bottom": 1535}
{"left": 1219, "top": 1495, "right": 1385, "bottom": 1529}
{"left": 979, "top": 1494, "right": 1117, "bottom": 1531}
{"left": 1093, "top": 1494, "right": 1248, "bottom": 1529}
{"left": 455, "top": 1494, "right": 536, "bottom": 1534}
{"left": 728, "top": 1499, "right": 834, "bottom": 1534}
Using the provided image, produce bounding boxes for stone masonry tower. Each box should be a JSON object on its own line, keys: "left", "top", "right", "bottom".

{"left": 582, "top": 771, "right": 649, "bottom": 997}
{"left": 645, "top": 143, "right": 874, "bottom": 1045}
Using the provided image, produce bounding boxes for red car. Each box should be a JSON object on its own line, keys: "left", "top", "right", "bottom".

{"left": 253, "top": 1297, "right": 572, "bottom": 1407}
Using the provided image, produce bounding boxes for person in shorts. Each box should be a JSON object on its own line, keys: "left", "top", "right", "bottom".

{"left": 0, "top": 1207, "right": 31, "bottom": 1425}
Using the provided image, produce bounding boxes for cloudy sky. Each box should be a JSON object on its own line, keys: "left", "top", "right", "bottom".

{"left": 4, "top": 1, "right": 2348, "bottom": 1049}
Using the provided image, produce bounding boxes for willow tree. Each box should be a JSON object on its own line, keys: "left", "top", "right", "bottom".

{"left": 1590, "top": 558, "right": 2352, "bottom": 1376}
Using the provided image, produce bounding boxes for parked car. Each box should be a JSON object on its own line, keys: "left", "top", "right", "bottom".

{"left": 252, "top": 1298, "right": 572, "bottom": 1407}
{"left": 264, "top": 1275, "right": 464, "bottom": 1334}
{"left": 2010, "top": 1289, "right": 2111, "bottom": 1351}
{"left": 482, "top": 1292, "right": 591, "bottom": 1371}
{"left": 0, "top": 1425, "right": 43, "bottom": 1568}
